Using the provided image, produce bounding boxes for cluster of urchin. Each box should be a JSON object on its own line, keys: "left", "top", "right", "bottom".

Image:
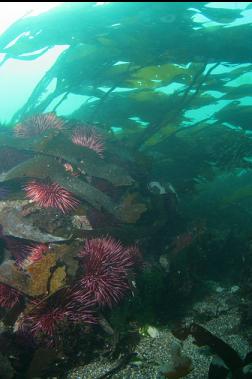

{"left": 0, "top": 113, "right": 141, "bottom": 346}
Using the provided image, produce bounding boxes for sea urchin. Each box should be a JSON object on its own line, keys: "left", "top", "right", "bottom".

{"left": 14, "top": 112, "right": 64, "bottom": 138}
{"left": 0, "top": 283, "right": 23, "bottom": 309}
{"left": 77, "top": 236, "right": 138, "bottom": 307}
{"left": 72, "top": 126, "right": 104, "bottom": 158}
{"left": 24, "top": 180, "right": 79, "bottom": 213}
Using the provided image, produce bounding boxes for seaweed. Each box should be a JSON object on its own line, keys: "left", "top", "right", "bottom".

{"left": 172, "top": 322, "right": 252, "bottom": 378}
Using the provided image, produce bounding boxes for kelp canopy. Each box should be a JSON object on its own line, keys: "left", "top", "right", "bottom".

{"left": 0, "top": 5, "right": 251, "bottom": 138}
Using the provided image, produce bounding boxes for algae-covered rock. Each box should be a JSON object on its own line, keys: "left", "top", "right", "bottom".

{"left": 49, "top": 266, "right": 66, "bottom": 295}
{"left": 27, "top": 252, "right": 60, "bottom": 296}
{"left": 72, "top": 214, "right": 93, "bottom": 230}
{"left": 0, "top": 200, "right": 70, "bottom": 242}
{"left": 0, "top": 156, "right": 124, "bottom": 220}
{"left": 0, "top": 260, "right": 29, "bottom": 294}
{"left": 116, "top": 192, "right": 147, "bottom": 223}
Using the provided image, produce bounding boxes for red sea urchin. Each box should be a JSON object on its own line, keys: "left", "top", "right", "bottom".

{"left": 3, "top": 238, "right": 49, "bottom": 269}
{"left": 20, "top": 243, "right": 49, "bottom": 269}
{"left": 77, "top": 236, "right": 140, "bottom": 307}
{"left": 24, "top": 180, "right": 79, "bottom": 213}
{"left": 72, "top": 126, "right": 104, "bottom": 158}
{"left": 0, "top": 283, "right": 23, "bottom": 308}
{"left": 16, "top": 288, "right": 96, "bottom": 345}
{"left": 30, "top": 307, "right": 65, "bottom": 338}
{"left": 14, "top": 112, "right": 64, "bottom": 138}
{"left": 16, "top": 300, "right": 66, "bottom": 345}
{"left": 62, "top": 287, "right": 96, "bottom": 324}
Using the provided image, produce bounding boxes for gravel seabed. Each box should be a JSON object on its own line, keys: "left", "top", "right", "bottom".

{"left": 67, "top": 287, "right": 250, "bottom": 379}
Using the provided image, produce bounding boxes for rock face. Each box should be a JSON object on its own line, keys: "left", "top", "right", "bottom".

{"left": 0, "top": 154, "right": 138, "bottom": 222}
{"left": 0, "top": 200, "right": 70, "bottom": 242}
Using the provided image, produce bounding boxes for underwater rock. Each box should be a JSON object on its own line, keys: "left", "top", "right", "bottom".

{"left": 26, "top": 252, "right": 63, "bottom": 296}
{"left": 0, "top": 260, "right": 29, "bottom": 294}
{"left": 7, "top": 160, "right": 144, "bottom": 226}
{"left": 59, "top": 243, "right": 79, "bottom": 279}
{"left": 116, "top": 192, "right": 147, "bottom": 223}
{"left": 147, "top": 325, "right": 160, "bottom": 338}
{"left": 0, "top": 245, "right": 69, "bottom": 297}
{"left": 49, "top": 266, "right": 67, "bottom": 295}
{"left": 0, "top": 352, "right": 15, "bottom": 379}
{"left": 0, "top": 242, "right": 78, "bottom": 299}
{"left": 0, "top": 157, "right": 125, "bottom": 220}
{"left": 26, "top": 347, "right": 60, "bottom": 378}
{"left": 72, "top": 214, "right": 93, "bottom": 230}
{"left": 0, "top": 146, "right": 31, "bottom": 173}
{"left": 0, "top": 200, "right": 69, "bottom": 242}
{"left": 159, "top": 340, "right": 193, "bottom": 379}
